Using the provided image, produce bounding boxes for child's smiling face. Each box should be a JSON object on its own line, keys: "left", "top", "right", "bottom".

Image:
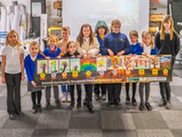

{"left": 82, "top": 26, "right": 91, "bottom": 38}
{"left": 98, "top": 27, "right": 105, "bottom": 35}
{"left": 61, "top": 30, "right": 70, "bottom": 40}
{"left": 142, "top": 34, "right": 152, "bottom": 46}
{"left": 111, "top": 24, "right": 121, "bottom": 33}
{"left": 68, "top": 42, "right": 76, "bottom": 55}
{"left": 130, "top": 35, "right": 138, "bottom": 44}
{"left": 29, "top": 45, "right": 39, "bottom": 57}
{"left": 49, "top": 38, "right": 57, "bottom": 48}
{"left": 8, "top": 33, "right": 18, "bottom": 46}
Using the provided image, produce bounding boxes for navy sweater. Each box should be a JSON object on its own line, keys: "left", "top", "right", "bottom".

{"left": 130, "top": 42, "right": 143, "bottom": 55}
{"left": 24, "top": 53, "right": 44, "bottom": 82}
{"left": 101, "top": 32, "right": 130, "bottom": 55}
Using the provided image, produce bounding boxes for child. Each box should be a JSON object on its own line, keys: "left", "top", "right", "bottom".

{"left": 58, "top": 26, "right": 71, "bottom": 103}
{"left": 24, "top": 41, "right": 45, "bottom": 114}
{"left": 101, "top": 19, "right": 130, "bottom": 107}
{"left": 1, "top": 30, "right": 24, "bottom": 120}
{"left": 155, "top": 15, "right": 180, "bottom": 109}
{"left": 125, "top": 30, "right": 142, "bottom": 106}
{"left": 76, "top": 24, "right": 100, "bottom": 113}
{"left": 138, "top": 31, "right": 157, "bottom": 111}
{"left": 63, "top": 41, "right": 82, "bottom": 109}
{"left": 94, "top": 20, "right": 109, "bottom": 101}
{"left": 43, "top": 35, "right": 62, "bottom": 110}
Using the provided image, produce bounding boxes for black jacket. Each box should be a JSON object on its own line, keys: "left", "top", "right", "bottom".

{"left": 63, "top": 51, "right": 80, "bottom": 57}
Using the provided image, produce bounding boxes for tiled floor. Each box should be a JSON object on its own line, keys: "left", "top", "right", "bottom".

{"left": 0, "top": 66, "right": 182, "bottom": 137}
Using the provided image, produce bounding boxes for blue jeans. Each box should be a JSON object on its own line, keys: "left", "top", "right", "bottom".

{"left": 61, "top": 85, "right": 70, "bottom": 93}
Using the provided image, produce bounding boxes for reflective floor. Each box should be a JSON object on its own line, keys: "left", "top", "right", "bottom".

{"left": 0, "top": 64, "right": 182, "bottom": 137}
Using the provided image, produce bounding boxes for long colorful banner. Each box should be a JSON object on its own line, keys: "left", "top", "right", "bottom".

{"left": 35, "top": 55, "right": 172, "bottom": 86}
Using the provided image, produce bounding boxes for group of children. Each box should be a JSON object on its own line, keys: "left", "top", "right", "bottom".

{"left": 1, "top": 15, "right": 180, "bottom": 120}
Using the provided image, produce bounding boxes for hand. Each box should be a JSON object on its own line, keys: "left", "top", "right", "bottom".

{"left": 108, "top": 49, "right": 114, "bottom": 57}
{"left": 71, "top": 55, "right": 76, "bottom": 58}
{"left": 31, "top": 81, "right": 37, "bottom": 87}
{"left": 21, "top": 75, "right": 24, "bottom": 81}
{"left": 142, "top": 52, "right": 148, "bottom": 56}
{"left": 97, "top": 54, "right": 102, "bottom": 57}
{"left": 117, "top": 50, "right": 125, "bottom": 56}
{"left": 1, "top": 77, "right": 6, "bottom": 84}
{"left": 45, "top": 57, "right": 50, "bottom": 60}
{"left": 83, "top": 53, "right": 87, "bottom": 59}
{"left": 56, "top": 56, "right": 61, "bottom": 59}
{"left": 77, "top": 55, "right": 81, "bottom": 58}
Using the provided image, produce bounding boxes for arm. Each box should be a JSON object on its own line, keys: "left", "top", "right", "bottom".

{"left": 88, "top": 38, "right": 100, "bottom": 57}
{"left": 24, "top": 57, "right": 33, "bottom": 82}
{"left": 154, "top": 32, "right": 161, "bottom": 51}
{"left": 123, "top": 36, "right": 131, "bottom": 55}
{"left": 101, "top": 37, "right": 109, "bottom": 55}
{"left": 174, "top": 34, "right": 180, "bottom": 56}
{"left": 20, "top": 53, "right": 24, "bottom": 81}
{"left": 76, "top": 41, "right": 87, "bottom": 56}
{"left": 1, "top": 55, "right": 6, "bottom": 84}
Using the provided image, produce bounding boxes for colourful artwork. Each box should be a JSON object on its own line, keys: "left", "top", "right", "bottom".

{"left": 60, "top": 59, "right": 69, "bottom": 73}
{"left": 107, "top": 56, "right": 122, "bottom": 70}
{"left": 48, "top": 60, "right": 58, "bottom": 73}
{"left": 37, "top": 60, "right": 48, "bottom": 74}
{"left": 133, "top": 57, "right": 149, "bottom": 69}
{"left": 96, "top": 57, "right": 107, "bottom": 71}
{"left": 123, "top": 56, "right": 134, "bottom": 70}
{"left": 150, "top": 56, "right": 160, "bottom": 69}
{"left": 160, "top": 56, "right": 171, "bottom": 70}
{"left": 81, "top": 58, "right": 96, "bottom": 71}
{"left": 70, "top": 58, "right": 80, "bottom": 72}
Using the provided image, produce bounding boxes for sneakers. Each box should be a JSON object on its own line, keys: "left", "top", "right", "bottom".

{"left": 37, "top": 104, "right": 42, "bottom": 113}
{"left": 87, "top": 102, "right": 94, "bottom": 113}
{"left": 115, "top": 102, "right": 122, "bottom": 108}
{"left": 61, "top": 93, "right": 66, "bottom": 103}
{"left": 77, "top": 101, "right": 81, "bottom": 109}
{"left": 32, "top": 105, "right": 37, "bottom": 114}
{"left": 67, "top": 93, "right": 71, "bottom": 103}
{"left": 145, "top": 103, "right": 152, "bottom": 111}
{"left": 165, "top": 101, "right": 171, "bottom": 109}
{"left": 69, "top": 101, "right": 75, "bottom": 109}
{"left": 16, "top": 111, "right": 24, "bottom": 118}
{"left": 139, "top": 103, "right": 145, "bottom": 111}
{"left": 108, "top": 101, "right": 115, "bottom": 107}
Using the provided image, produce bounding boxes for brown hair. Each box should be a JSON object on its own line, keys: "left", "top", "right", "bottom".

{"left": 5, "top": 30, "right": 22, "bottom": 56}
{"left": 130, "top": 30, "right": 139, "bottom": 42}
{"left": 76, "top": 24, "right": 95, "bottom": 47}
{"left": 160, "top": 15, "right": 179, "bottom": 40}
{"left": 66, "top": 41, "right": 76, "bottom": 49}
{"left": 140, "top": 31, "right": 155, "bottom": 49}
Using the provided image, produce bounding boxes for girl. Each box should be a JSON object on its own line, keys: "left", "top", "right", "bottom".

{"left": 63, "top": 41, "right": 82, "bottom": 109}
{"left": 24, "top": 41, "right": 45, "bottom": 114}
{"left": 101, "top": 19, "right": 130, "bottom": 107}
{"left": 94, "top": 20, "right": 109, "bottom": 101}
{"left": 43, "top": 35, "right": 62, "bottom": 110}
{"left": 1, "top": 30, "right": 24, "bottom": 120}
{"left": 138, "top": 31, "right": 157, "bottom": 111}
{"left": 76, "top": 24, "right": 99, "bottom": 113}
{"left": 125, "top": 30, "right": 142, "bottom": 106}
{"left": 58, "top": 26, "right": 71, "bottom": 103}
{"left": 155, "top": 15, "right": 180, "bottom": 109}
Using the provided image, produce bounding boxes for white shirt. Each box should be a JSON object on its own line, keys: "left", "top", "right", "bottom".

{"left": 30, "top": 55, "right": 37, "bottom": 61}
{"left": 143, "top": 44, "right": 151, "bottom": 55}
{"left": 2, "top": 45, "right": 24, "bottom": 74}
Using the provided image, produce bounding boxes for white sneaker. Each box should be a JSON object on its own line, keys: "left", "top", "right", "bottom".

{"left": 61, "top": 93, "right": 66, "bottom": 103}
{"left": 67, "top": 92, "right": 71, "bottom": 103}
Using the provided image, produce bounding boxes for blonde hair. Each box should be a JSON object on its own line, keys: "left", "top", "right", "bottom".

{"left": 62, "top": 26, "right": 70, "bottom": 33}
{"left": 110, "top": 19, "right": 121, "bottom": 31}
{"left": 140, "top": 31, "right": 155, "bottom": 49}
{"left": 76, "top": 24, "right": 95, "bottom": 47}
{"left": 160, "top": 15, "right": 179, "bottom": 40}
{"left": 5, "top": 30, "right": 22, "bottom": 55}
{"left": 47, "top": 35, "right": 59, "bottom": 45}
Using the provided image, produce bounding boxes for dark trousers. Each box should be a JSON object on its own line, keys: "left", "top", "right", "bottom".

{"left": 159, "top": 82, "right": 171, "bottom": 101}
{"left": 70, "top": 84, "right": 82, "bottom": 103}
{"left": 125, "top": 83, "right": 137, "bottom": 99}
{"left": 31, "top": 91, "right": 42, "bottom": 106}
{"left": 5, "top": 73, "right": 22, "bottom": 114}
{"left": 45, "top": 86, "right": 59, "bottom": 102}
{"left": 94, "top": 84, "right": 106, "bottom": 95}
{"left": 107, "top": 83, "right": 122, "bottom": 103}
{"left": 84, "top": 84, "right": 93, "bottom": 102}
{"left": 139, "top": 82, "right": 150, "bottom": 104}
